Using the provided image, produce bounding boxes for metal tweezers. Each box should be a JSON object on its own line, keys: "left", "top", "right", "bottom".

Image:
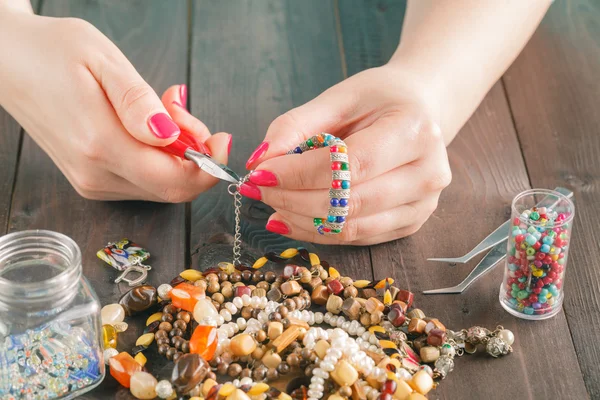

{"left": 422, "top": 187, "right": 573, "bottom": 294}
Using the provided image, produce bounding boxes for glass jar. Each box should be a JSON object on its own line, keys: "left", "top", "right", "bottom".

{"left": 499, "top": 189, "right": 575, "bottom": 320}
{"left": 0, "top": 230, "right": 105, "bottom": 399}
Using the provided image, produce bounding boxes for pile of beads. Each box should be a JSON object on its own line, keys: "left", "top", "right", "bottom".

{"left": 501, "top": 204, "right": 571, "bottom": 318}
{"left": 99, "top": 248, "right": 514, "bottom": 399}
{"left": 0, "top": 322, "right": 102, "bottom": 399}
{"left": 286, "top": 133, "right": 350, "bottom": 236}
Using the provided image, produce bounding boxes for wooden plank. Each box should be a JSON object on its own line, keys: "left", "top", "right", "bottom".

{"left": 0, "top": 110, "right": 21, "bottom": 234}
{"left": 11, "top": 1, "right": 189, "bottom": 398}
{"left": 337, "top": 1, "right": 588, "bottom": 398}
{"left": 189, "top": 1, "right": 372, "bottom": 279}
{"left": 337, "top": 0, "right": 407, "bottom": 76}
{"left": 503, "top": 0, "right": 600, "bottom": 397}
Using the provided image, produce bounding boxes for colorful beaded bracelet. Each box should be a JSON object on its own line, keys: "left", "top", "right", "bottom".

{"left": 287, "top": 133, "right": 351, "bottom": 235}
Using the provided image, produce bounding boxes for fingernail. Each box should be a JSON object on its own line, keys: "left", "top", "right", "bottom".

{"left": 266, "top": 219, "right": 290, "bottom": 235}
{"left": 246, "top": 142, "right": 269, "bottom": 169}
{"left": 239, "top": 182, "right": 262, "bottom": 201}
{"left": 227, "top": 134, "right": 233, "bottom": 156}
{"left": 172, "top": 100, "right": 190, "bottom": 114}
{"left": 249, "top": 170, "right": 278, "bottom": 187}
{"left": 179, "top": 84, "right": 187, "bottom": 108}
{"left": 148, "top": 113, "right": 180, "bottom": 139}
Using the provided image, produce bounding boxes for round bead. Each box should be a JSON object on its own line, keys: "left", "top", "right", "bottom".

{"left": 103, "top": 348, "right": 119, "bottom": 364}
{"left": 498, "top": 329, "right": 515, "bottom": 345}
{"left": 332, "top": 162, "right": 341, "bottom": 170}
{"left": 332, "top": 180, "right": 342, "bottom": 189}
{"left": 341, "top": 181, "right": 350, "bottom": 189}
{"left": 157, "top": 284, "right": 173, "bottom": 299}
{"left": 129, "top": 371, "right": 157, "bottom": 399}
{"left": 155, "top": 380, "right": 174, "bottom": 399}
{"left": 330, "top": 198, "right": 340, "bottom": 207}
{"left": 340, "top": 199, "right": 348, "bottom": 207}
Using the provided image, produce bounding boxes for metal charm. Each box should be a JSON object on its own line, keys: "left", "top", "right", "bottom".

{"left": 114, "top": 264, "right": 151, "bottom": 286}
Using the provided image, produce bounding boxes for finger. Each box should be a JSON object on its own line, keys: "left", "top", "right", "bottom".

{"left": 248, "top": 115, "right": 430, "bottom": 190}
{"left": 245, "top": 82, "right": 362, "bottom": 169}
{"left": 204, "top": 132, "right": 231, "bottom": 165}
{"left": 162, "top": 85, "right": 212, "bottom": 143}
{"left": 247, "top": 163, "right": 433, "bottom": 218}
{"left": 89, "top": 47, "right": 180, "bottom": 146}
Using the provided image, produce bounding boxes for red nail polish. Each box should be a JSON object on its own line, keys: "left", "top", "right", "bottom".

{"left": 246, "top": 142, "right": 269, "bottom": 169}
{"left": 227, "top": 134, "right": 232, "bottom": 156}
{"left": 266, "top": 220, "right": 290, "bottom": 235}
{"left": 179, "top": 84, "right": 187, "bottom": 108}
{"left": 239, "top": 182, "right": 262, "bottom": 201}
{"left": 172, "top": 101, "right": 190, "bottom": 114}
{"left": 148, "top": 113, "right": 180, "bottom": 139}
{"left": 249, "top": 170, "right": 278, "bottom": 187}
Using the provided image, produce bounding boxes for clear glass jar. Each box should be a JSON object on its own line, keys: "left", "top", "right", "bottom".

{"left": 0, "top": 230, "right": 105, "bottom": 399}
{"left": 499, "top": 189, "right": 575, "bottom": 320}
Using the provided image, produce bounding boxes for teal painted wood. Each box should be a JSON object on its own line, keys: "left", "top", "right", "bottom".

{"left": 13, "top": 2, "right": 190, "bottom": 398}
{"left": 189, "top": 0, "right": 372, "bottom": 278}
{"left": 503, "top": 0, "right": 600, "bottom": 397}
{"left": 337, "top": 0, "right": 407, "bottom": 76}
{"left": 337, "top": 0, "right": 588, "bottom": 398}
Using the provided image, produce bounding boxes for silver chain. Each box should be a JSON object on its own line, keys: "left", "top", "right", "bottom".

{"left": 228, "top": 173, "right": 250, "bottom": 266}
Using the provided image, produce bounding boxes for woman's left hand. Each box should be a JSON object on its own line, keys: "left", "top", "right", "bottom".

{"left": 242, "top": 65, "right": 452, "bottom": 245}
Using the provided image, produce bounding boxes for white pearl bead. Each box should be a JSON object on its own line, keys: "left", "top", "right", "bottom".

{"left": 356, "top": 326, "right": 366, "bottom": 336}
{"left": 315, "top": 312, "right": 324, "bottom": 324}
{"left": 240, "top": 377, "right": 253, "bottom": 386}
{"left": 341, "top": 321, "right": 351, "bottom": 331}
{"left": 324, "top": 313, "right": 332, "bottom": 323}
{"left": 369, "top": 334, "right": 378, "bottom": 345}
{"left": 233, "top": 379, "right": 240, "bottom": 387}
{"left": 361, "top": 332, "right": 370, "bottom": 341}
{"left": 312, "top": 377, "right": 325, "bottom": 385}
{"left": 233, "top": 297, "right": 243, "bottom": 308}
{"left": 242, "top": 294, "right": 251, "bottom": 306}
{"left": 310, "top": 383, "right": 325, "bottom": 392}
{"left": 251, "top": 296, "right": 261, "bottom": 308}
{"left": 236, "top": 318, "right": 247, "bottom": 330}
{"left": 225, "top": 303, "right": 237, "bottom": 315}
{"left": 260, "top": 297, "right": 268, "bottom": 308}
{"left": 220, "top": 309, "right": 232, "bottom": 322}
{"left": 217, "top": 315, "right": 225, "bottom": 326}
{"left": 307, "top": 390, "right": 321, "bottom": 398}
{"left": 397, "top": 368, "right": 412, "bottom": 381}
{"left": 498, "top": 329, "right": 515, "bottom": 345}
{"left": 313, "top": 368, "right": 329, "bottom": 379}
{"left": 320, "top": 361, "right": 335, "bottom": 372}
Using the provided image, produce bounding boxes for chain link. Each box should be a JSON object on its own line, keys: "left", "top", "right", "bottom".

{"left": 228, "top": 173, "right": 251, "bottom": 266}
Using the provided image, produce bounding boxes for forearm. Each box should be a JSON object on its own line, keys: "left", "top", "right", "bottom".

{"left": 390, "top": 0, "right": 551, "bottom": 144}
{"left": 0, "top": 0, "right": 33, "bottom": 14}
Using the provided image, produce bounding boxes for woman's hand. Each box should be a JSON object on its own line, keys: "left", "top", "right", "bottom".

{"left": 0, "top": 10, "right": 230, "bottom": 202}
{"left": 243, "top": 65, "right": 451, "bottom": 245}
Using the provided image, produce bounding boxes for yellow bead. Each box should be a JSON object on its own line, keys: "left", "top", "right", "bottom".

{"left": 375, "top": 278, "right": 394, "bottom": 289}
{"left": 252, "top": 257, "right": 268, "bottom": 269}
{"left": 189, "top": 398, "right": 202, "bottom": 400}
{"left": 180, "top": 269, "right": 203, "bottom": 282}
{"left": 309, "top": 253, "right": 320, "bottom": 266}
{"left": 280, "top": 248, "right": 298, "bottom": 258}
{"left": 369, "top": 325, "right": 386, "bottom": 334}
{"left": 247, "top": 383, "right": 269, "bottom": 395}
{"left": 277, "top": 392, "right": 292, "bottom": 400}
{"left": 328, "top": 267, "right": 341, "bottom": 279}
{"left": 353, "top": 280, "right": 371, "bottom": 288}
{"left": 383, "top": 289, "right": 392, "bottom": 305}
{"left": 218, "top": 262, "right": 236, "bottom": 274}
{"left": 134, "top": 352, "right": 147, "bottom": 366}
{"left": 146, "top": 312, "right": 163, "bottom": 326}
{"left": 219, "top": 383, "right": 237, "bottom": 396}
{"left": 551, "top": 255, "right": 559, "bottom": 261}
{"left": 102, "top": 324, "right": 118, "bottom": 349}
{"left": 533, "top": 269, "right": 543, "bottom": 277}
{"left": 379, "top": 340, "right": 397, "bottom": 349}
{"left": 135, "top": 333, "right": 155, "bottom": 347}
{"left": 547, "top": 293, "right": 552, "bottom": 299}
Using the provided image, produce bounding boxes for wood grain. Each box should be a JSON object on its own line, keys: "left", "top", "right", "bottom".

{"left": 0, "top": 110, "right": 21, "bottom": 234}
{"left": 337, "top": 1, "right": 588, "bottom": 398}
{"left": 13, "top": 1, "right": 189, "bottom": 398}
{"left": 503, "top": 0, "right": 600, "bottom": 397}
{"left": 189, "top": 0, "right": 372, "bottom": 278}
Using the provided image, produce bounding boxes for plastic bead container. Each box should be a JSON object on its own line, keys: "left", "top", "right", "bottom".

{"left": 499, "top": 189, "right": 575, "bottom": 320}
{"left": 0, "top": 230, "right": 105, "bottom": 399}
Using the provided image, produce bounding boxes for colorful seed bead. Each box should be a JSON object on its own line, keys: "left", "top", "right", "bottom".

{"left": 330, "top": 198, "right": 339, "bottom": 207}
{"left": 332, "top": 180, "right": 342, "bottom": 189}
{"left": 332, "top": 162, "right": 341, "bottom": 170}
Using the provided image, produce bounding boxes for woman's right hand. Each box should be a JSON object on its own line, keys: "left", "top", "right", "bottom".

{"left": 0, "top": 8, "right": 230, "bottom": 202}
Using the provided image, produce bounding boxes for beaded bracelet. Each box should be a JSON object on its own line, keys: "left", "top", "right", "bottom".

{"left": 287, "top": 133, "right": 351, "bottom": 235}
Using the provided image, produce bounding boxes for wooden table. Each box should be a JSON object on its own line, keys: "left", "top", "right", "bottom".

{"left": 1, "top": 1, "right": 598, "bottom": 399}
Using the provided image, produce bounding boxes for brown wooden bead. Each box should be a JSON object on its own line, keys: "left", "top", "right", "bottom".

{"left": 172, "top": 352, "right": 183, "bottom": 362}
{"left": 278, "top": 305, "right": 289, "bottom": 318}
{"left": 163, "top": 304, "right": 178, "bottom": 314}
{"left": 277, "top": 362, "right": 290, "bottom": 375}
{"left": 343, "top": 286, "right": 358, "bottom": 298}
{"left": 241, "top": 368, "right": 252, "bottom": 378}
{"left": 171, "top": 335, "right": 183, "bottom": 347}
{"left": 339, "top": 276, "right": 353, "bottom": 287}
{"left": 161, "top": 313, "right": 174, "bottom": 323}
{"left": 159, "top": 322, "right": 172, "bottom": 332}
{"left": 286, "top": 353, "right": 300, "bottom": 367}
{"left": 268, "top": 312, "right": 282, "bottom": 322}
{"left": 205, "top": 273, "right": 218, "bottom": 282}
{"left": 252, "top": 366, "right": 267, "bottom": 381}
{"left": 341, "top": 297, "right": 362, "bottom": 320}
{"left": 241, "top": 270, "right": 252, "bottom": 282}
{"left": 252, "top": 309, "right": 261, "bottom": 319}
{"left": 157, "top": 337, "right": 170, "bottom": 346}
{"left": 252, "top": 288, "right": 266, "bottom": 298}
{"left": 311, "top": 285, "right": 330, "bottom": 306}
{"left": 256, "top": 329, "right": 267, "bottom": 342}
{"left": 267, "top": 287, "right": 283, "bottom": 302}
{"left": 361, "top": 288, "right": 377, "bottom": 299}
{"left": 281, "top": 281, "right": 302, "bottom": 296}
{"left": 207, "top": 281, "right": 220, "bottom": 294}
{"left": 408, "top": 318, "right": 427, "bottom": 335}
{"left": 176, "top": 311, "right": 192, "bottom": 324}
{"left": 166, "top": 347, "right": 178, "bottom": 360}
{"left": 230, "top": 271, "right": 242, "bottom": 283}
{"left": 241, "top": 306, "right": 253, "bottom": 320}
{"left": 252, "top": 270, "right": 264, "bottom": 283}
{"left": 299, "top": 267, "right": 312, "bottom": 283}
{"left": 252, "top": 346, "right": 265, "bottom": 361}
{"left": 294, "top": 296, "right": 305, "bottom": 310}
{"left": 158, "top": 343, "right": 170, "bottom": 355}
{"left": 256, "top": 281, "right": 270, "bottom": 290}
{"left": 181, "top": 341, "right": 190, "bottom": 353}
{"left": 370, "top": 310, "right": 383, "bottom": 325}
{"left": 365, "top": 297, "right": 385, "bottom": 314}
{"left": 228, "top": 363, "right": 243, "bottom": 377}
{"left": 284, "top": 298, "right": 296, "bottom": 311}
{"left": 221, "top": 285, "right": 233, "bottom": 299}
{"left": 155, "top": 329, "right": 168, "bottom": 340}
{"left": 264, "top": 271, "right": 277, "bottom": 283}
{"left": 217, "top": 362, "right": 229, "bottom": 375}
{"left": 211, "top": 292, "right": 225, "bottom": 304}
{"left": 360, "top": 313, "right": 372, "bottom": 327}
{"left": 266, "top": 368, "right": 279, "bottom": 381}
{"left": 218, "top": 271, "right": 229, "bottom": 282}
{"left": 407, "top": 309, "right": 426, "bottom": 319}
{"left": 173, "top": 320, "right": 187, "bottom": 331}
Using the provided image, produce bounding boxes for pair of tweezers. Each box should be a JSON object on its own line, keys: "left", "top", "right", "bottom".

{"left": 423, "top": 187, "right": 573, "bottom": 294}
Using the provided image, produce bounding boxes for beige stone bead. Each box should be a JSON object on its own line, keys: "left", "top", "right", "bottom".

{"left": 365, "top": 297, "right": 384, "bottom": 314}
{"left": 280, "top": 281, "right": 302, "bottom": 296}
{"left": 202, "top": 379, "right": 217, "bottom": 397}
{"left": 407, "top": 309, "right": 426, "bottom": 319}
{"left": 329, "top": 395, "right": 345, "bottom": 400}
{"left": 408, "top": 318, "right": 427, "bottom": 335}
{"left": 299, "top": 267, "right": 312, "bottom": 283}
{"left": 342, "top": 297, "right": 362, "bottom": 320}
{"left": 129, "top": 371, "right": 157, "bottom": 399}
{"left": 252, "top": 346, "right": 265, "bottom": 361}
{"left": 330, "top": 360, "right": 359, "bottom": 387}
{"left": 311, "top": 285, "right": 330, "bottom": 306}
{"left": 409, "top": 370, "right": 433, "bottom": 395}
{"left": 193, "top": 298, "right": 219, "bottom": 324}
{"left": 419, "top": 346, "right": 440, "bottom": 363}
{"left": 101, "top": 304, "right": 125, "bottom": 325}
{"left": 268, "top": 322, "right": 284, "bottom": 340}
{"left": 226, "top": 389, "right": 251, "bottom": 400}
{"left": 314, "top": 339, "right": 331, "bottom": 359}
{"left": 229, "top": 333, "right": 257, "bottom": 356}
{"left": 261, "top": 352, "right": 282, "bottom": 369}
{"left": 308, "top": 276, "right": 323, "bottom": 290}
{"left": 360, "top": 313, "right": 372, "bottom": 327}
{"left": 326, "top": 295, "right": 343, "bottom": 314}
{"left": 370, "top": 310, "right": 383, "bottom": 325}
{"left": 394, "top": 379, "right": 414, "bottom": 400}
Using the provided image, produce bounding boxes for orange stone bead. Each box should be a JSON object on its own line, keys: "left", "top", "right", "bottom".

{"left": 189, "top": 325, "right": 218, "bottom": 361}
{"left": 170, "top": 283, "right": 206, "bottom": 312}
{"left": 109, "top": 352, "right": 142, "bottom": 388}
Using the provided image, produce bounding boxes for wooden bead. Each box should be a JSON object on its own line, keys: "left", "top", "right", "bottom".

{"left": 308, "top": 276, "right": 323, "bottom": 290}
{"left": 268, "top": 321, "right": 284, "bottom": 340}
{"left": 343, "top": 286, "right": 358, "bottom": 298}
{"left": 229, "top": 334, "right": 257, "bottom": 356}
{"left": 407, "top": 309, "right": 426, "bottom": 319}
{"left": 280, "top": 280, "right": 302, "bottom": 296}
{"left": 311, "top": 285, "right": 330, "bottom": 306}
{"left": 360, "top": 313, "right": 372, "bottom": 327}
{"left": 267, "top": 287, "right": 283, "bottom": 302}
{"left": 339, "top": 276, "right": 353, "bottom": 287}
{"left": 370, "top": 310, "right": 383, "bottom": 325}
{"left": 252, "top": 288, "right": 266, "bottom": 298}
{"left": 330, "top": 360, "right": 359, "bottom": 387}
{"left": 299, "top": 267, "right": 312, "bottom": 283}
{"left": 365, "top": 297, "right": 385, "bottom": 313}
{"left": 408, "top": 318, "right": 427, "bottom": 335}
{"left": 341, "top": 297, "right": 362, "bottom": 320}
{"left": 326, "top": 294, "right": 343, "bottom": 314}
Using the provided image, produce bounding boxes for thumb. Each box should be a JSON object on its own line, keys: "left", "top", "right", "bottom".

{"left": 245, "top": 85, "right": 357, "bottom": 170}
{"left": 90, "top": 50, "right": 180, "bottom": 146}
